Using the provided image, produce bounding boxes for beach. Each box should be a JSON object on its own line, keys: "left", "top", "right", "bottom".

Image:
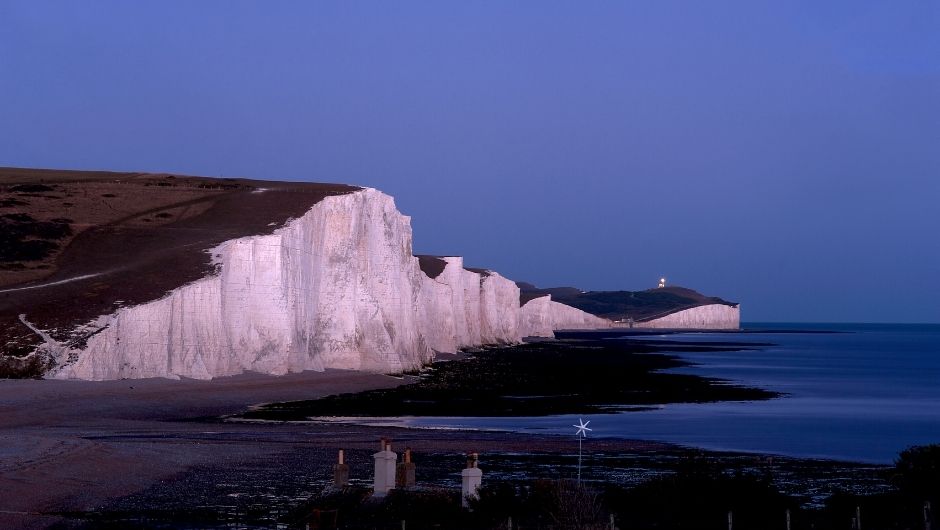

{"left": 0, "top": 368, "right": 695, "bottom": 528}
{"left": 0, "top": 369, "right": 400, "bottom": 528}
{"left": 0, "top": 337, "right": 892, "bottom": 528}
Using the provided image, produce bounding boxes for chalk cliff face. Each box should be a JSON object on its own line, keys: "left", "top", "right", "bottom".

{"left": 47, "top": 189, "right": 521, "bottom": 380}
{"left": 418, "top": 257, "right": 520, "bottom": 354}
{"left": 635, "top": 304, "right": 740, "bottom": 329}
{"left": 519, "top": 296, "right": 613, "bottom": 338}
{"left": 31, "top": 185, "right": 737, "bottom": 381}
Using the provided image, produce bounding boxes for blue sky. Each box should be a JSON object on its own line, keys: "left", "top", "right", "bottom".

{"left": 1, "top": 1, "right": 938, "bottom": 322}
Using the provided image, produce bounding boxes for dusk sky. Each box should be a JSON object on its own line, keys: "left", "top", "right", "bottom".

{"left": 1, "top": 1, "right": 938, "bottom": 323}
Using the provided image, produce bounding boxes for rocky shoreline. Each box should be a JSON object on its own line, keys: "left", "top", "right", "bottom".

{"left": 239, "top": 331, "right": 777, "bottom": 420}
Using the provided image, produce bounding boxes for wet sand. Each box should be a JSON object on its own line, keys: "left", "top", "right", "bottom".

{"left": 0, "top": 368, "right": 676, "bottom": 529}
{"left": 0, "top": 370, "right": 403, "bottom": 529}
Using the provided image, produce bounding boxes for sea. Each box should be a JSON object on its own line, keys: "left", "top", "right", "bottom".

{"left": 398, "top": 323, "right": 940, "bottom": 464}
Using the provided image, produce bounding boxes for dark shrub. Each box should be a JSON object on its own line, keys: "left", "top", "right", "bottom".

{"left": 0, "top": 239, "right": 58, "bottom": 262}
{"left": 0, "top": 214, "right": 72, "bottom": 261}
{"left": 0, "top": 198, "right": 29, "bottom": 207}
{"left": 10, "top": 184, "right": 54, "bottom": 192}
{"left": 0, "top": 355, "right": 51, "bottom": 379}
{"left": 895, "top": 444, "right": 940, "bottom": 503}
{"left": 605, "top": 458, "right": 796, "bottom": 530}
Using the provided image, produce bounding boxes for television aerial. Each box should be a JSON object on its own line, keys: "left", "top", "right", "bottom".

{"left": 573, "top": 418, "right": 592, "bottom": 485}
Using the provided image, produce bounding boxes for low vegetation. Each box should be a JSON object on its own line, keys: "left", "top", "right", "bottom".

{"left": 0, "top": 213, "right": 72, "bottom": 263}
{"left": 0, "top": 354, "right": 52, "bottom": 379}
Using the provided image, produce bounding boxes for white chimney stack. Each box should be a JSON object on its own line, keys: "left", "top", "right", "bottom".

{"left": 373, "top": 438, "right": 397, "bottom": 497}
{"left": 461, "top": 453, "right": 482, "bottom": 507}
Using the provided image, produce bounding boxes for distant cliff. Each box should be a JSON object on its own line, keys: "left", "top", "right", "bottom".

{"left": 517, "top": 283, "right": 740, "bottom": 331}
{"left": 632, "top": 304, "right": 740, "bottom": 329}
{"left": 518, "top": 295, "right": 612, "bottom": 337}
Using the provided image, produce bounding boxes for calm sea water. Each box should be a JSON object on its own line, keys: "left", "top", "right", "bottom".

{"left": 400, "top": 323, "right": 940, "bottom": 464}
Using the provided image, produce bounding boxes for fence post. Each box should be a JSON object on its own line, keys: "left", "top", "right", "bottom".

{"left": 786, "top": 508, "right": 791, "bottom": 530}
{"left": 727, "top": 510, "right": 733, "bottom": 530}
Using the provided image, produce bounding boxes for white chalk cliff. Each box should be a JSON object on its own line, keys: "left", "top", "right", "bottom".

{"left": 634, "top": 304, "right": 740, "bottom": 330}
{"left": 47, "top": 189, "right": 525, "bottom": 380}
{"left": 35, "top": 186, "right": 738, "bottom": 381}
{"left": 418, "top": 256, "right": 521, "bottom": 354}
{"left": 518, "top": 296, "right": 613, "bottom": 337}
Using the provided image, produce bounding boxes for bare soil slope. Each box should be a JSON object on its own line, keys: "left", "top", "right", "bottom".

{"left": 0, "top": 167, "right": 357, "bottom": 374}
